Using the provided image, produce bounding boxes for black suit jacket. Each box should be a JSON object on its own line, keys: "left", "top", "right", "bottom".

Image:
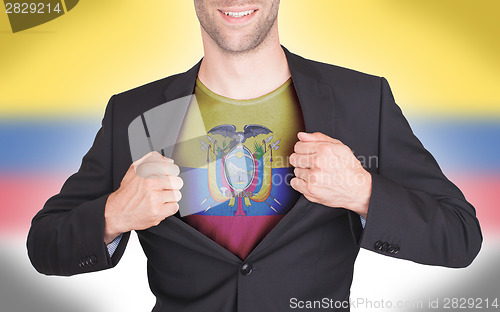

{"left": 27, "top": 47, "right": 482, "bottom": 312}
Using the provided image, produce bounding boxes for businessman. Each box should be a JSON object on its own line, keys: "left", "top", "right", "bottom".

{"left": 27, "top": 1, "right": 482, "bottom": 311}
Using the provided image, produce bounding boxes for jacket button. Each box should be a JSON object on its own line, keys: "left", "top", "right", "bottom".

{"left": 374, "top": 241, "right": 383, "bottom": 250}
{"left": 393, "top": 245, "right": 400, "bottom": 254}
{"left": 240, "top": 263, "right": 253, "bottom": 276}
{"left": 89, "top": 256, "right": 97, "bottom": 265}
{"left": 387, "top": 244, "right": 395, "bottom": 254}
{"left": 381, "top": 242, "right": 389, "bottom": 252}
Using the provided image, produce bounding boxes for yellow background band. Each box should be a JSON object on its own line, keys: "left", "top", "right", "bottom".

{"left": 0, "top": 0, "right": 499, "bottom": 117}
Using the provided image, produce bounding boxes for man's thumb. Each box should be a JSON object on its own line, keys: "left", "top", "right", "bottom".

{"left": 297, "top": 132, "right": 340, "bottom": 143}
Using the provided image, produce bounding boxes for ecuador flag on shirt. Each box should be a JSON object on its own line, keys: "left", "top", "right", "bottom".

{"left": 172, "top": 77, "right": 305, "bottom": 259}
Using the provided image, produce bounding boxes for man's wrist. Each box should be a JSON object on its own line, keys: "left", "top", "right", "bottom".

{"left": 104, "top": 218, "right": 123, "bottom": 244}
{"left": 104, "top": 193, "right": 125, "bottom": 244}
{"left": 349, "top": 170, "right": 372, "bottom": 219}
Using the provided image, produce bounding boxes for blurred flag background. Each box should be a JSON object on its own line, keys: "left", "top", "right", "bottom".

{"left": 1, "top": 1, "right": 498, "bottom": 311}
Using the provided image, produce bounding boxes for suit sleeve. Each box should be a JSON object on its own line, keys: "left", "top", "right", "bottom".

{"left": 26, "top": 95, "right": 130, "bottom": 276}
{"left": 357, "top": 77, "right": 482, "bottom": 268}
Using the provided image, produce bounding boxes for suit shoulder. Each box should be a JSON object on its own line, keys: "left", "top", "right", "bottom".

{"left": 102, "top": 71, "right": 191, "bottom": 127}
{"left": 114, "top": 73, "right": 182, "bottom": 101}
{"left": 292, "top": 53, "right": 382, "bottom": 86}
{"left": 107, "top": 70, "right": 193, "bottom": 122}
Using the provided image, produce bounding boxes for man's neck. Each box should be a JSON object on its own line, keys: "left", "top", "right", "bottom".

{"left": 198, "top": 30, "right": 291, "bottom": 100}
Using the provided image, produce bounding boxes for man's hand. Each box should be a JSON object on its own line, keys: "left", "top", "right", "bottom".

{"left": 289, "top": 132, "right": 371, "bottom": 219}
{"left": 103, "top": 151, "right": 183, "bottom": 244}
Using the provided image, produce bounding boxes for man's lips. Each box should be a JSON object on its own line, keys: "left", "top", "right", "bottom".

{"left": 218, "top": 8, "right": 258, "bottom": 24}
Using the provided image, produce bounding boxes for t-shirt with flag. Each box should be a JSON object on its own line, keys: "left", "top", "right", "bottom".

{"left": 172, "top": 77, "right": 305, "bottom": 260}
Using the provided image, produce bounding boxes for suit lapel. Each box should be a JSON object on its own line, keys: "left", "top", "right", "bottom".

{"left": 156, "top": 47, "right": 338, "bottom": 261}
{"left": 163, "top": 60, "right": 201, "bottom": 102}
{"left": 283, "top": 46, "right": 336, "bottom": 137}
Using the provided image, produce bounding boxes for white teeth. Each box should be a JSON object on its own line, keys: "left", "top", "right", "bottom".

{"left": 222, "top": 10, "right": 255, "bottom": 18}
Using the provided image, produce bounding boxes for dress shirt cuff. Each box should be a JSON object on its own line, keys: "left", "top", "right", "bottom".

{"left": 360, "top": 216, "right": 366, "bottom": 229}
{"left": 106, "top": 234, "right": 123, "bottom": 257}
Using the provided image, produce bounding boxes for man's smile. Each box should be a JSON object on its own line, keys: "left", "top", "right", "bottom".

{"left": 218, "top": 8, "right": 259, "bottom": 24}
{"left": 221, "top": 9, "right": 256, "bottom": 18}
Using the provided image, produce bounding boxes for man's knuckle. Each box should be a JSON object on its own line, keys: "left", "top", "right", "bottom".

{"left": 317, "top": 144, "right": 326, "bottom": 153}
{"left": 166, "top": 177, "right": 178, "bottom": 190}
{"left": 305, "top": 194, "right": 317, "bottom": 203}
{"left": 166, "top": 202, "right": 179, "bottom": 215}
{"left": 150, "top": 204, "right": 161, "bottom": 216}
{"left": 312, "top": 156, "right": 322, "bottom": 168}
{"left": 173, "top": 190, "right": 182, "bottom": 202}
{"left": 175, "top": 176, "right": 184, "bottom": 189}
{"left": 142, "top": 177, "right": 156, "bottom": 189}
{"left": 340, "top": 145, "right": 352, "bottom": 156}
{"left": 167, "top": 163, "right": 180, "bottom": 176}
{"left": 294, "top": 143, "right": 303, "bottom": 153}
{"left": 305, "top": 181, "right": 313, "bottom": 192}
{"left": 327, "top": 145, "right": 338, "bottom": 157}
{"left": 309, "top": 168, "right": 319, "bottom": 178}
{"left": 161, "top": 176, "right": 170, "bottom": 187}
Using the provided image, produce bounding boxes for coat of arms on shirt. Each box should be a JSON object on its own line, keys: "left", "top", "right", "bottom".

{"left": 199, "top": 124, "right": 281, "bottom": 216}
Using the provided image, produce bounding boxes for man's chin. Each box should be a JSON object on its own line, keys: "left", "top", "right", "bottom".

{"left": 216, "top": 36, "right": 266, "bottom": 55}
